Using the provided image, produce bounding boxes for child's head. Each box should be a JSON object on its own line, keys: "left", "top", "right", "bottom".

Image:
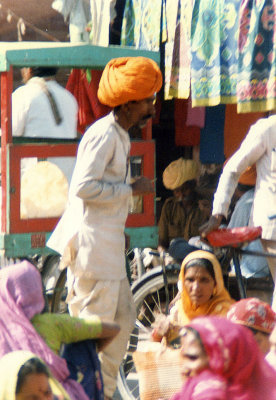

{"left": 179, "top": 326, "right": 209, "bottom": 379}
{"left": 227, "top": 298, "right": 276, "bottom": 354}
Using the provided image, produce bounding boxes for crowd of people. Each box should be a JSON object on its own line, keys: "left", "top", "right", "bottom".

{"left": 1, "top": 47, "right": 276, "bottom": 399}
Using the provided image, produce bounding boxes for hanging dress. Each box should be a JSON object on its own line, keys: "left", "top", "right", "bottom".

{"left": 237, "top": 0, "right": 276, "bottom": 112}
{"left": 121, "top": 0, "right": 163, "bottom": 51}
{"left": 164, "top": 0, "right": 193, "bottom": 100}
{"left": 191, "top": 0, "right": 240, "bottom": 106}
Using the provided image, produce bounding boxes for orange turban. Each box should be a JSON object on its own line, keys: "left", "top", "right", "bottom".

{"left": 238, "top": 165, "right": 257, "bottom": 186}
{"left": 98, "top": 57, "right": 162, "bottom": 107}
{"left": 224, "top": 159, "right": 257, "bottom": 187}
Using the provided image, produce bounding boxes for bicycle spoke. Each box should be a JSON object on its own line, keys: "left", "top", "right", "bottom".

{"left": 117, "top": 268, "right": 179, "bottom": 400}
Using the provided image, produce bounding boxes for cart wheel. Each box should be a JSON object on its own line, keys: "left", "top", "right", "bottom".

{"left": 117, "top": 265, "right": 179, "bottom": 400}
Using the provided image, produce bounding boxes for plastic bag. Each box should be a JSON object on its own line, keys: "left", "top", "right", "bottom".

{"left": 206, "top": 226, "right": 262, "bottom": 247}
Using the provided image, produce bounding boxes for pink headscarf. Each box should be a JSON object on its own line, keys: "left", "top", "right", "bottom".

{"left": 0, "top": 261, "right": 88, "bottom": 400}
{"left": 171, "top": 316, "right": 276, "bottom": 400}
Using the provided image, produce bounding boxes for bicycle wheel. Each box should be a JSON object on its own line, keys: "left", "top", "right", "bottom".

{"left": 117, "top": 264, "right": 180, "bottom": 400}
{"left": 50, "top": 268, "right": 68, "bottom": 313}
{"left": 41, "top": 255, "right": 61, "bottom": 294}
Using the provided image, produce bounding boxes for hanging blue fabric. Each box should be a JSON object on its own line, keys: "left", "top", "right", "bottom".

{"left": 200, "top": 105, "right": 226, "bottom": 164}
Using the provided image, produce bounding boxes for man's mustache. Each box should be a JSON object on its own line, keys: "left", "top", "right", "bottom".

{"left": 142, "top": 113, "right": 154, "bottom": 121}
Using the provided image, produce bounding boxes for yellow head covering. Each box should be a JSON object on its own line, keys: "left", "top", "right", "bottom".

{"left": 98, "top": 56, "right": 162, "bottom": 107}
{"left": 0, "top": 350, "right": 71, "bottom": 400}
{"left": 177, "top": 250, "right": 234, "bottom": 324}
{"left": 163, "top": 158, "right": 199, "bottom": 190}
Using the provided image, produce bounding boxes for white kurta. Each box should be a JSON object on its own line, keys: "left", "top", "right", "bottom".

{"left": 47, "top": 112, "right": 132, "bottom": 280}
{"left": 212, "top": 115, "right": 276, "bottom": 240}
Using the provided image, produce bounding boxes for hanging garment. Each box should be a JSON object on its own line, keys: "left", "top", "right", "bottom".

{"left": 167, "top": 0, "right": 193, "bottom": 99}
{"left": 191, "top": 0, "right": 240, "bottom": 106}
{"left": 186, "top": 96, "right": 205, "bottom": 128}
{"left": 237, "top": 0, "right": 276, "bottom": 113}
{"left": 121, "top": 0, "right": 163, "bottom": 51}
{"left": 162, "top": 0, "right": 179, "bottom": 100}
{"left": 89, "top": 0, "right": 116, "bottom": 45}
{"left": 200, "top": 105, "right": 225, "bottom": 164}
{"left": 52, "top": 0, "right": 91, "bottom": 42}
{"left": 174, "top": 99, "right": 200, "bottom": 146}
{"left": 66, "top": 69, "right": 111, "bottom": 134}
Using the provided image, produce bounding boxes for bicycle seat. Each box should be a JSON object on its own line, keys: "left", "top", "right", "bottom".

{"left": 206, "top": 226, "right": 262, "bottom": 247}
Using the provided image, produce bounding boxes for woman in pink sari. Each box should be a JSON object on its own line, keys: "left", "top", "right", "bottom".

{"left": 171, "top": 316, "right": 276, "bottom": 400}
{"left": 0, "top": 260, "right": 89, "bottom": 400}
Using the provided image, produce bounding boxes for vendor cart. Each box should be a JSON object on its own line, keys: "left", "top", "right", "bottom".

{"left": 0, "top": 41, "right": 159, "bottom": 283}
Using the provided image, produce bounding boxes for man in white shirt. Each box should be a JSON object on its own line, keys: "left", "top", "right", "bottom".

{"left": 11, "top": 66, "right": 78, "bottom": 181}
{"left": 12, "top": 66, "right": 78, "bottom": 139}
{"left": 200, "top": 114, "right": 276, "bottom": 309}
{"left": 48, "top": 56, "right": 163, "bottom": 399}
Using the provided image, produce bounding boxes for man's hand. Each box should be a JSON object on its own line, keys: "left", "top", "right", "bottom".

{"left": 199, "top": 214, "right": 224, "bottom": 239}
{"left": 131, "top": 176, "right": 154, "bottom": 196}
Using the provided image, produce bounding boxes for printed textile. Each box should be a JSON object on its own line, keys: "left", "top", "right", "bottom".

{"left": 121, "top": 0, "right": 163, "bottom": 51}
{"left": 237, "top": 0, "right": 276, "bottom": 112}
{"left": 164, "top": 0, "right": 193, "bottom": 100}
{"left": 191, "top": 0, "right": 240, "bottom": 106}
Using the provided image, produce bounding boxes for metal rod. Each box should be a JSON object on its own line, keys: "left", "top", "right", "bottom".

{"left": 233, "top": 251, "right": 247, "bottom": 298}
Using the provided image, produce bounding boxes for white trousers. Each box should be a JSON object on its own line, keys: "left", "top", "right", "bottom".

{"left": 67, "top": 272, "right": 136, "bottom": 398}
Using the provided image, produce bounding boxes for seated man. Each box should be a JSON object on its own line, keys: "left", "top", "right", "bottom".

{"left": 228, "top": 165, "right": 270, "bottom": 279}
{"left": 158, "top": 157, "right": 210, "bottom": 253}
{"left": 12, "top": 66, "right": 78, "bottom": 179}
{"left": 12, "top": 66, "right": 78, "bottom": 140}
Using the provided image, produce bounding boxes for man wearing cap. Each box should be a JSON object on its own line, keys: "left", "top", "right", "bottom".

{"left": 48, "top": 56, "right": 162, "bottom": 399}
{"left": 158, "top": 157, "right": 210, "bottom": 252}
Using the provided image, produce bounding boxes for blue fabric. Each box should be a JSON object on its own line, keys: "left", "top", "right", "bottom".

{"left": 200, "top": 105, "right": 225, "bottom": 164}
{"left": 61, "top": 340, "right": 104, "bottom": 400}
{"left": 168, "top": 238, "right": 198, "bottom": 263}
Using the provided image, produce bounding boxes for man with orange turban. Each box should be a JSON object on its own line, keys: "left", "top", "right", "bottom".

{"left": 48, "top": 56, "right": 162, "bottom": 400}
